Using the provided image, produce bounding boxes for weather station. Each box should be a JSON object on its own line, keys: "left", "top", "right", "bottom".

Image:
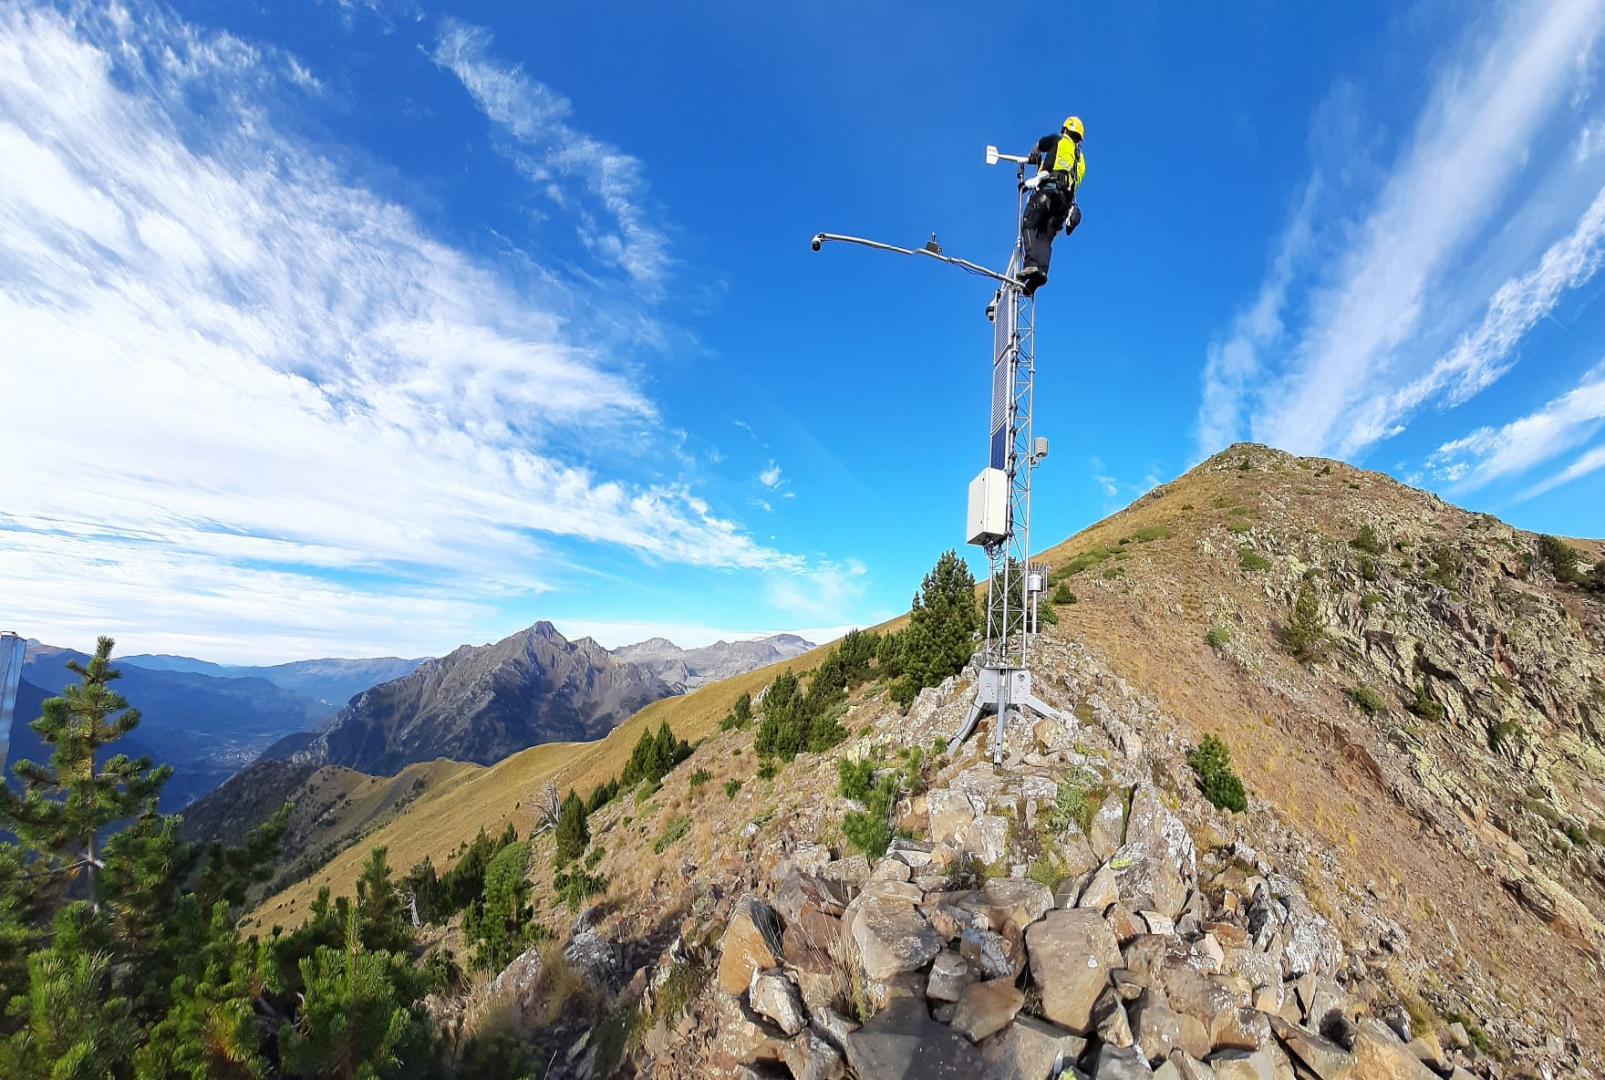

{"left": 812, "top": 140, "right": 1071, "bottom": 764}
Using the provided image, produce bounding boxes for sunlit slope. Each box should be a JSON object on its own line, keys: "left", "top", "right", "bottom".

{"left": 249, "top": 641, "right": 837, "bottom": 929}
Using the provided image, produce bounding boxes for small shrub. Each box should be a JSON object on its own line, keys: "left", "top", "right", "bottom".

{"left": 1239, "top": 547, "right": 1272, "bottom": 572}
{"left": 931, "top": 736, "right": 949, "bottom": 756}
{"left": 1047, "top": 767, "right": 1101, "bottom": 836}
{"left": 1361, "top": 592, "right": 1382, "bottom": 613}
{"left": 841, "top": 810, "right": 892, "bottom": 859}
{"left": 837, "top": 757, "right": 877, "bottom": 803}
{"left": 1487, "top": 718, "right": 1520, "bottom": 753}
{"left": 1424, "top": 545, "right": 1462, "bottom": 590}
{"left": 1205, "top": 627, "right": 1229, "bottom": 649}
{"left": 1350, "top": 523, "right": 1384, "bottom": 555}
{"left": 1346, "top": 685, "right": 1386, "bottom": 715}
{"left": 584, "top": 846, "right": 605, "bottom": 870}
{"left": 756, "top": 760, "right": 778, "bottom": 781}
{"left": 1226, "top": 517, "right": 1251, "bottom": 535}
{"left": 553, "top": 867, "right": 608, "bottom": 911}
{"left": 1027, "top": 853, "right": 1065, "bottom": 891}
{"left": 1357, "top": 554, "right": 1378, "bottom": 581}
{"left": 1129, "top": 526, "right": 1171, "bottom": 543}
{"left": 1051, "top": 583, "right": 1077, "bottom": 604}
{"left": 1188, "top": 735, "right": 1248, "bottom": 813}
{"left": 723, "top": 779, "right": 742, "bottom": 799}
{"left": 688, "top": 768, "right": 711, "bottom": 790}
{"left": 1285, "top": 580, "right": 1327, "bottom": 664}
{"left": 1491, "top": 673, "right": 1514, "bottom": 695}
{"left": 653, "top": 815, "right": 692, "bottom": 854}
{"left": 1408, "top": 680, "right": 1445, "bottom": 724}
{"left": 1238, "top": 456, "right": 1252, "bottom": 471}
{"left": 1539, "top": 535, "right": 1585, "bottom": 585}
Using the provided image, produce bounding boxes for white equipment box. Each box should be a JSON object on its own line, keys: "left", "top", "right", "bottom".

{"left": 967, "top": 468, "right": 1008, "bottom": 545}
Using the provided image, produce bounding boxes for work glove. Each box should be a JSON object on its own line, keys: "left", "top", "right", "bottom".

{"left": 1064, "top": 204, "right": 1082, "bottom": 236}
{"left": 1022, "top": 172, "right": 1044, "bottom": 190}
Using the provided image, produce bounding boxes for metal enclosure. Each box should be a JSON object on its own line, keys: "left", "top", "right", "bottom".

{"left": 967, "top": 468, "right": 1009, "bottom": 545}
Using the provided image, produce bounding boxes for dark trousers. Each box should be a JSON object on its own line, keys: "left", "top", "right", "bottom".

{"left": 1021, "top": 186, "right": 1070, "bottom": 273}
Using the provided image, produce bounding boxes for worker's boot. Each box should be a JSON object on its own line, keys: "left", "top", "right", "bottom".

{"left": 1021, "top": 267, "right": 1046, "bottom": 295}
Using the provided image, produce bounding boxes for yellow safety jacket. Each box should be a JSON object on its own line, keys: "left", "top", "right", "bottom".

{"left": 1051, "top": 135, "right": 1087, "bottom": 193}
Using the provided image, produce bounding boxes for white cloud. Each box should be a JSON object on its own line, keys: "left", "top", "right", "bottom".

{"left": 764, "top": 560, "right": 869, "bottom": 624}
{"left": 1200, "top": 0, "right": 1605, "bottom": 459}
{"left": 432, "top": 20, "right": 670, "bottom": 291}
{"left": 759, "top": 461, "right": 783, "bottom": 488}
{"left": 1426, "top": 361, "right": 1605, "bottom": 490}
{"left": 1520, "top": 442, "right": 1605, "bottom": 500}
{"left": 0, "top": 3, "right": 808, "bottom": 662}
{"left": 551, "top": 618, "right": 852, "bottom": 651}
{"left": 1346, "top": 185, "right": 1605, "bottom": 449}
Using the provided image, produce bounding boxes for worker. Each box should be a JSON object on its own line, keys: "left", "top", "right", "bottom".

{"left": 1018, "top": 116, "right": 1086, "bottom": 296}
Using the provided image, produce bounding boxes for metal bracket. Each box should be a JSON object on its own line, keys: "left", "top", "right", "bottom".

{"left": 949, "top": 666, "right": 1069, "bottom": 764}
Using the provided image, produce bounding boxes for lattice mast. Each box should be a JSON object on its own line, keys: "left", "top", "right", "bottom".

{"left": 810, "top": 143, "right": 1068, "bottom": 764}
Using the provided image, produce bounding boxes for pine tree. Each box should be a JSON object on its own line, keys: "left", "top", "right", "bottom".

{"left": 1285, "top": 580, "right": 1327, "bottom": 664}
{"left": 278, "top": 908, "right": 439, "bottom": 1080}
{"left": 0, "top": 637, "right": 171, "bottom": 906}
{"left": 132, "top": 903, "right": 280, "bottom": 1080}
{"left": 467, "top": 841, "right": 532, "bottom": 971}
{"left": 731, "top": 692, "right": 752, "bottom": 724}
{"left": 553, "top": 791, "right": 589, "bottom": 867}
{"left": 0, "top": 903, "right": 139, "bottom": 1078}
{"left": 355, "top": 847, "right": 409, "bottom": 953}
{"left": 893, "top": 550, "right": 979, "bottom": 703}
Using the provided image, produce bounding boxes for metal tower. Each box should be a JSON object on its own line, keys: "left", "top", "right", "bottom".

{"left": 812, "top": 143, "right": 1068, "bottom": 765}
{"left": 1, "top": 631, "right": 24, "bottom": 777}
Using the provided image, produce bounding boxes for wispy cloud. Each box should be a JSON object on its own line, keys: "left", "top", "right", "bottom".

{"left": 759, "top": 462, "right": 783, "bottom": 488}
{"left": 1425, "top": 361, "right": 1605, "bottom": 491}
{"left": 432, "top": 20, "right": 670, "bottom": 291}
{"left": 0, "top": 3, "right": 804, "bottom": 662}
{"left": 764, "top": 560, "right": 869, "bottom": 624}
{"left": 1198, "top": 0, "right": 1605, "bottom": 461}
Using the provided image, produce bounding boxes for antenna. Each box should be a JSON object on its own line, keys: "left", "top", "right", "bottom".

{"left": 811, "top": 146, "right": 1069, "bottom": 764}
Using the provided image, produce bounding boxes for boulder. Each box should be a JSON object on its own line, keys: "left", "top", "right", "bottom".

{"left": 1156, "top": 1051, "right": 1217, "bottom": 1080}
{"left": 1077, "top": 862, "right": 1121, "bottom": 909}
{"left": 956, "top": 814, "right": 1010, "bottom": 866}
{"left": 1206, "top": 1044, "right": 1292, "bottom": 1080}
{"left": 979, "top": 1015, "right": 1089, "bottom": 1080}
{"left": 949, "top": 976, "right": 1026, "bottom": 1042}
{"left": 861, "top": 880, "right": 924, "bottom": 904}
{"left": 851, "top": 898, "right": 944, "bottom": 981}
{"left": 1268, "top": 1014, "right": 1356, "bottom": 1078}
{"left": 1092, "top": 1042, "right": 1157, "bottom": 1077}
{"left": 868, "top": 857, "right": 912, "bottom": 883}
{"left": 749, "top": 968, "right": 807, "bottom": 1036}
{"left": 926, "top": 948, "right": 974, "bottom": 1003}
{"left": 1024, "top": 908, "right": 1123, "bottom": 1034}
{"left": 1129, "top": 991, "right": 1185, "bottom": 1065}
{"left": 1089, "top": 792, "right": 1127, "bottom": 858}
{"left": 1351, "top": 1018, "right": 1438, "bottom": 1079}
{"left": 810, "top": 1004, "right": 859, "bottom": 1051}
{"left": 959, "top": 925, "right": 1026, "bottom": 980}
{"left": 961, "top": 878, "right": 1054, "bottom": 933}
{"left": 887, "top": 838, "right": 935, "bottom": 868}
{"left": 1093, "top": 984, "right": 1135, "bottom": 1047}
{"left": 774, "top": 873, "right": 849, "bottom": 923}
{"left": 720, "top": 896, "right": 783, "bottom": 995}
{"left": 781, "top": 1029, "right": 846, "bottom": 1080}
{"left": 821, "top": 854, "right": 871, "bottom": 892}
{"left": 843, "top": 997, "right": 984, "bottom": 1079}
{"left": 782, "top": 907, "right": 843, "bottom": 973}
{"left": 927, "top": 789, "right": 975, "bottom": 847}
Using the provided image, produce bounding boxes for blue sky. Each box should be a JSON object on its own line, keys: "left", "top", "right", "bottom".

{"left": 3, "top": 0, "right": 1605, "bottom": 663}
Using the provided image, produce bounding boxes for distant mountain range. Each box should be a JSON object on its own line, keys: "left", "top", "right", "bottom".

{"left": 613, "top": 633, "right": 815, "bottom": 692}
{"left": 9, "top": 628, "right": 816, "bottom": 811}
{"left": 120, "top": 654, "right": 427, "bottom": 713}
{"left": 267, "top": 622, "right": 673, "bottom": 775}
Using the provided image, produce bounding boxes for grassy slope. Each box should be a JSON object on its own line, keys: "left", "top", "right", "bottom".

{"left": 250, "top": 644, "right": 843, "bottom": 930}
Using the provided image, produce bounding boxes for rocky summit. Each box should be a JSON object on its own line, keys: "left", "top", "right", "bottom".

{"left": 256, "top": 445, "right": 1605, "bottom": 1078}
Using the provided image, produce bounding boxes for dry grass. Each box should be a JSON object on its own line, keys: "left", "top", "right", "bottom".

{"left": 250, "top": 644, "right": 841, "bottom": 928}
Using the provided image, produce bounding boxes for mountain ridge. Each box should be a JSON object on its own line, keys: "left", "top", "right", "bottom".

{"left": 246, "top": 444, "right": 1605, "bottom": 1074}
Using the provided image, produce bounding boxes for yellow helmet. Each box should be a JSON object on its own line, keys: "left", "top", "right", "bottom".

{"left": 1062, "top": 116, "right": 1085, "bottom": 141}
